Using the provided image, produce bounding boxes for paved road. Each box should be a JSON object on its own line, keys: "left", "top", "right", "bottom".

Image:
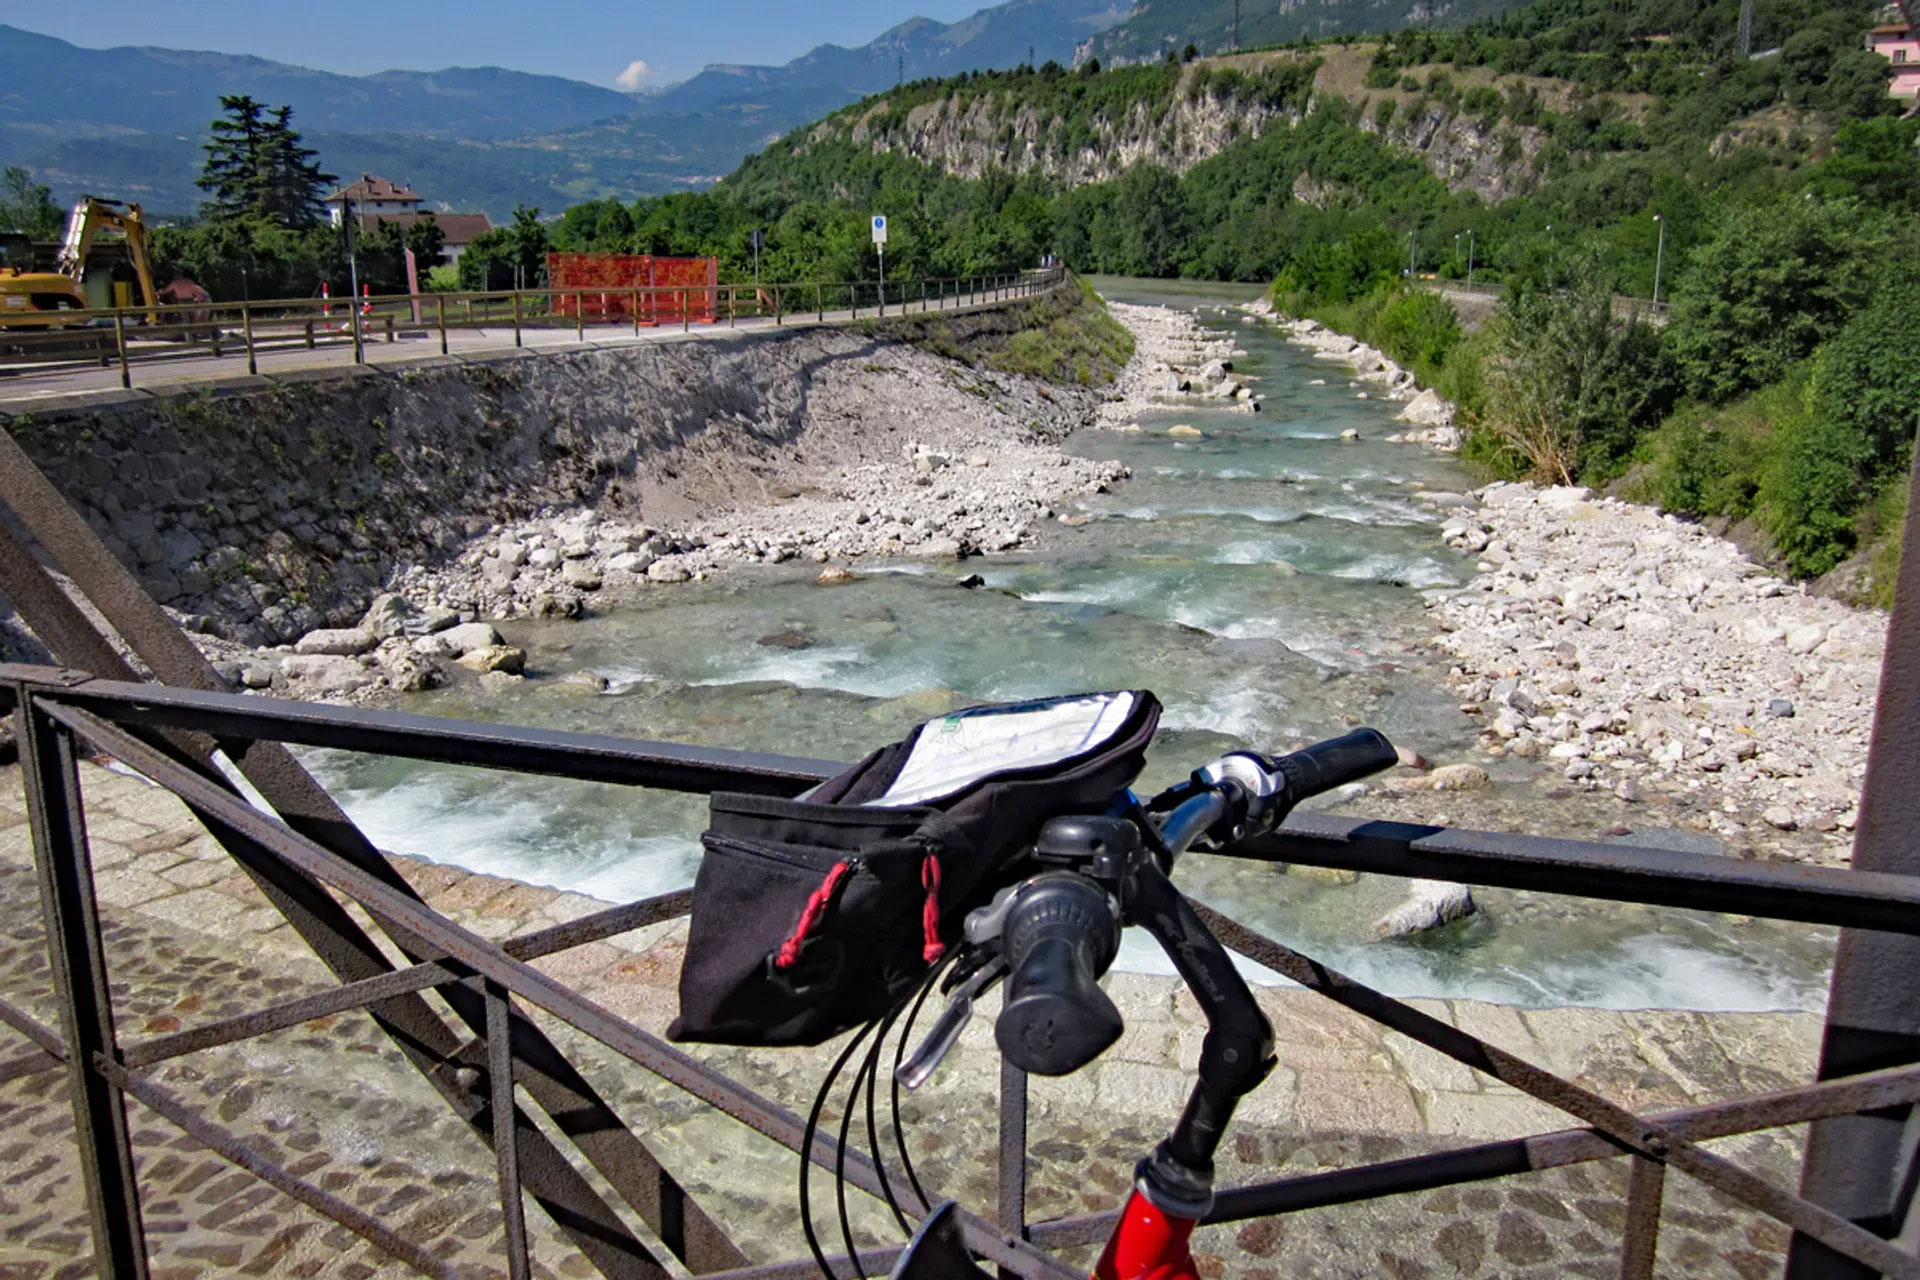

{"left": 0, "top": 290, "right": 1020, "bottom": 409}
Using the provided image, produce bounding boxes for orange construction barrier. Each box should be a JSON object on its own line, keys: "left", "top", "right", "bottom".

{"left": 546, "top": 253, "right": 719, "bottom": 326}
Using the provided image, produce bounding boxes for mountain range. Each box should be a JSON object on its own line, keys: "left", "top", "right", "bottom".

{"left": 0, "top": 0, "right": 1475, "bottom": 219}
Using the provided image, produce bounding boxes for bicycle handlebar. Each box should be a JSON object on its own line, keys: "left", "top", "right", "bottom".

{"left": 1259, "top": 728, "right": 1399, "bottom": 811}
{"left": 989, "top": 728, "right": 1399, "bottom": 1078}
{"left": 995, "top": 872, "right": 1124, "bottom": 1075}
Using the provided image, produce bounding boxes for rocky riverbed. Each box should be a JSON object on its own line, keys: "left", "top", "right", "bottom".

{"left": 1255, "top": 303, "right": 1462, "bottom": 450}
{"left": 1093, "top": 301, "right": 1255, "bottom": 424}
{"left": 1228, "top": 295, "right": 1888, "bottom": 868}
{"left": 1425, "top": 482, "right": 1884, "bottom": 864}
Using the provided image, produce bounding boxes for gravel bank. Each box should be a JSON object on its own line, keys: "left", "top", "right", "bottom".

{"left": 1093, "top": 302, "right": 1254, "bottom": 426}
{"left": 1428, "top": 481, "right": 1885, "bottom": 864}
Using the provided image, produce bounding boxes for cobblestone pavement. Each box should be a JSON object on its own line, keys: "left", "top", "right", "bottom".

{"left": 0, "top": 762, "right": 1823, "bottom": 1277}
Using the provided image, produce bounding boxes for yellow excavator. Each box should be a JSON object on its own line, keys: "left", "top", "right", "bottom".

{"left": 0, "top": 197, "right": 159, "bottom": 328}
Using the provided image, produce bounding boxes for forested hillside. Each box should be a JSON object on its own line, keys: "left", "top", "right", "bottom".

{"left": 117, "top": 0, "right": 1920, "bottom": 599}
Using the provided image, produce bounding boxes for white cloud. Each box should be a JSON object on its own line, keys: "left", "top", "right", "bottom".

{"left": 615, "top": 59, "right": 654, "bottom": 91}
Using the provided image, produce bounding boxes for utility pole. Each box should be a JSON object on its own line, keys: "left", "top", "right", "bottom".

{"left": 1028, "top": 44, "right": 1035, "bottom": 68}
{"left": 897, "top": 53, "right": 904, "bottom": 86}
{"left": 1233, "top": 0, "right": 1241, "bottom": 51}
{"left": 344, "top": 194, "right": 363, "bottom": 364}
{"left": 1652, "top": 213, "right": 1667, "bottom": 312}
{"left": 1406, "top": 231, "right": 1416, "bottom": 278}
{"left": 1736, "top": 0, "right": 1756, "bottom": 59}
{"left": 1467, "top": 227, "right": 1475, "bottom": 287}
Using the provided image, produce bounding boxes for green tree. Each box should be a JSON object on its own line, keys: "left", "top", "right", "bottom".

{"left": 198, "top": 95, "right": 333, "bottom": 228}
{"left": 1814, "top": 117, "right": 1920, "bottom": 209}
{"left": 1479, "top": 253, "right": 1674, "bottom": 481}
{"left": 198, "top": 95, "right": 272, "bottom": 222}
{"left": 404, "top": 211, "right": 446, "bottom": 272}
{"left": 458, "top": 205, "right": 550, "bottom": 289}
{"left": 1104, "top": 163, "right": 1189, "bottom": 276}
{"left": 1664, "top": 198, "right": 1888, "bottom": 403}
{"left": 260, "top": 106, "right": 334, "bottom": 228}
{"left": 0, "top": 167, "right": 63, "bottom": 239}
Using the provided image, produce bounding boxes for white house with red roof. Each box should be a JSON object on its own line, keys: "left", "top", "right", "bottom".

{"left": 323, "top": 174, "right": 424, "bottom": 226}
{"left": 323, "top": 174, "right": 495, "bottom": 265}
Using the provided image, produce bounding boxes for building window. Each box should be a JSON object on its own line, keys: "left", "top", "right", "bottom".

{"left": 1899, "top": 48, "right": 1910, "bottom": 62}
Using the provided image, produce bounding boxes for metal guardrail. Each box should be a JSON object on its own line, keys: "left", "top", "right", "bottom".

{"left": 0, "top": 268, "right": 1065, "bottom": 390}
{"left": 0, "top": 400, "right": 1917, "bottom": 1278}
{"left": 1412, "top": 275, "right": 1669, "bottom": 320}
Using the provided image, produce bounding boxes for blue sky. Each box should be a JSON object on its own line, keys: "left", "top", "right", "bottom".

{"left": 25, "top": 0, "right": 985, "bottom": 88}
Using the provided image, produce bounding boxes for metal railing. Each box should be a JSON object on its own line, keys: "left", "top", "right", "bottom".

{"left": 0, "top": 268, "right": 1066, "bottom": 390}
{"left": 0, "top": 415, "right": 1918, "bottom": 1279}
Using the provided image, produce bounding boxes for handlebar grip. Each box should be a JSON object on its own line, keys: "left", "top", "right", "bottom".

{"left": 993, "top": 873, "right": 1122, "bottom": 1077}
{"left": 1267, "top": 728, "right": 1399, "bottom": 806}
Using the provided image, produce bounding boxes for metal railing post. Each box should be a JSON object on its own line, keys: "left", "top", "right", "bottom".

{"left": 817, "top": 282, "right": 824, "bottom": 323}
{"left": 576, "top": 291, "right": 585, "bottom": 342}
{"left": 999, "top": 1059, "right": 1029, "bottom": 1255}
{"left": 438, "top": 295, "right": 448, "bottom": 355}
{"left": 18, "top": 693, "right": 149, "bottom": 1279}
{"left": 486, "top": 982, "right": 533, "bottom": 1280}
{"left": 512, "top": 292, "right": 522, "bottom": 348}
{"left": 351, "top": 294, "right": 365, "bottom": 364}
{"left": 208, "top": 307, "right": 223, "bottom": 359}
{"left": 242, "top": 303, "right": 257, "bottom": 375}
{"left": 632, "top": 288, "right": 641, "bottom": 337}
{"left": 112, "top": 312, "right": 130, "bottom": 389}
{"left": 1620, "top": 1156, "right": 1666, "bottom": 1279}
{"left": 1791, "top": 445, "right": 1920, "bottom": 1275}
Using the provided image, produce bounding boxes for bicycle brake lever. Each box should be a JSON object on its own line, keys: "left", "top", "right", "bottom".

{"left": 896, "top": 956, "right": 1006, "bottom": 1090}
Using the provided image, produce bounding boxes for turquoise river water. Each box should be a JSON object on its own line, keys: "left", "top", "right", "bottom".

{"left": 304, "top": 279, "right": 1836, "bottom": 1013}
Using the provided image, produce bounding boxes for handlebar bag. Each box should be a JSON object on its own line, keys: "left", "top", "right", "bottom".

{"left": 669, "top": 690, "right": 1161, "bottom": 1046}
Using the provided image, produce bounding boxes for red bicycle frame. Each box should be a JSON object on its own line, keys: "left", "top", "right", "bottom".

{"left": 1093, "top": 1191, "right": 1201, "bottom": 1280}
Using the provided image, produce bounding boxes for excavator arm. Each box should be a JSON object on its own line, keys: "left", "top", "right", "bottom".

{"left": 58, "top": 198, "right": 160, "bottom": 324}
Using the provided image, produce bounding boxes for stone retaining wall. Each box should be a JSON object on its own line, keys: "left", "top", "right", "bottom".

{"left": 0, "top": 289, "right": 1088, "bottom": 650}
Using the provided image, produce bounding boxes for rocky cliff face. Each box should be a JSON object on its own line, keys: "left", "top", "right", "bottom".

{"left": 812, "top": 82, "right": 1544, "bottom": 200}
{"left": 1370, "top": 102, "right": 1547, "bottom": 203}
{"left": 836, "top": 89, "right": 1305, "bottom": 185}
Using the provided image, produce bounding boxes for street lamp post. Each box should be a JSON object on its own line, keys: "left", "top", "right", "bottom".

{"left": 1545, "top": 224, "right": 1553, "bottom": 287}
{"left": 1466, "top": 228, "right": 1475, "bottom": 287}
{"left": 1406, "top": 231, "right": 1416, "bottom": 278}
{"left": 1652, "top": 213, "right": 1666, "bottom": 313}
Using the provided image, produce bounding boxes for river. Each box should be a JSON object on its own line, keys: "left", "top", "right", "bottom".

{"left": 304, "top": 278, "right": 1835, "bottom": 1013}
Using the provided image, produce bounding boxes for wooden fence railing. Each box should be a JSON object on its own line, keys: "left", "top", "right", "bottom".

{"left": 0, "top": 268, "right": 1067, "bottom": 390}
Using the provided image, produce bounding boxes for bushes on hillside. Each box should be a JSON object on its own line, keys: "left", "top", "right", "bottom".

{"left": 1664, "top": 197, "right": 1889, "bottom": 403}
{"left": 1752, "top": 281, "right": 1920, "bottom": 576}
{"left": 1474, "top": 257, "right": 1673, "bottom": 482}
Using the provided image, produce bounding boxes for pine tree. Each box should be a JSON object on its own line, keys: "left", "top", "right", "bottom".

{"left": 261, "top": 106, "right": 334, "bottom": 229}
{"left": 197, "top": 96, "right": 334, "bottom": 229}
{"left": 198, "top": 95, "right": 271, "bottom": 222}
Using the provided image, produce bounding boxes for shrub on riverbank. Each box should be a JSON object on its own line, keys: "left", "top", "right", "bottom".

{"left": 883, "top": 274, "right": 1134, "bottom": 388}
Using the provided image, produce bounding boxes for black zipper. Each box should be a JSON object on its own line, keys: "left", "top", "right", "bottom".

{"left": 702, "top": 832, "right": 869, "bottom": 876}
